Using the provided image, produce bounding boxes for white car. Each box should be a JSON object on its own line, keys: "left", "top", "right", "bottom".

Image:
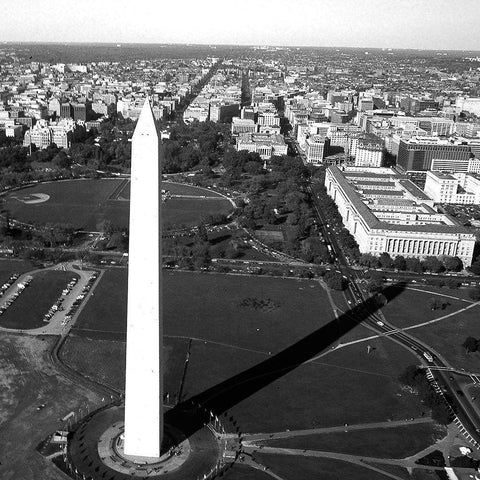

{"left": 376, "top": 321, "right": 384, "bottom": 326}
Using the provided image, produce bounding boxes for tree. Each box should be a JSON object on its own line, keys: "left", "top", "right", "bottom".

{"left": 427, "top": 297, "right": 449, "bottom": 310}
{"left": 324, "top": 271, "right": 346, "bottom": 290}
{"left": 52, "top": 150, "right": 72, "bottom": 169}
{"left": 445, "top": 278, "right": 461, "bottom": 289}
{"left": 405, "top": 257, "right": 423, "bottom": 273}
{"left": 359, "top": 253, "right": 380, "bottom": 268}
{"left": 393, "top": 255, "right": 406, "bottom": 271}
{"left": 422, "top": 256, "right": 445, "bottom": 273}
{"left": 469, "top": 259, "right": 480, "bottom": 275}
{"left": 443, "top": 256, "right": 463, "bottom": 272}
{"left": 463, "top": 337, "right": 478, "bottom": 353}
{"left": 379, "top": 252, "right": 394, "bottom": 269}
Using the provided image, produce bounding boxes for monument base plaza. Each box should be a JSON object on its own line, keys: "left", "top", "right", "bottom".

{"left": 67, "top": 405, "right": 222, "bottom": 480}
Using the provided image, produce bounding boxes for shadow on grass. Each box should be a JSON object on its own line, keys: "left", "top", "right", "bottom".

{"left": 165, "top": 283, "right": 406, "bottom": 440}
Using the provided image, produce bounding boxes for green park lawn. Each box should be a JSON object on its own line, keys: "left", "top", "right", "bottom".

{"left": 0, "top": 259, "right": 35, "bottom": 285}
{"left": 0, "top": 270, "right": 78, "bottom": 329}
{"left": 254, "top": 454, "right": 393, "bottom": 480}
{"left": 60, "top": 335, "right": 189, "bottom": 397}
{"left": 66, "top": 270, "right": 424, "bottom": 434}
{"left": 73, "top": 270, "right": 336, "bottom": 352}
{"left": 117, "top": 180, "right": 227, "bottom": 199}
{"left": 409, "top": 305, "right": 480, "bottom": 371}
{"left": 381, "top": 285, "right": 471, "bottom": 329}
{"left": 4, "top": 178, "right": 123, "bottom": 230}
{"left": 258, "top": 423, "right": 446, "bottom": 458}
{"left": 3, "top": 178, "right": 232, "bottom": 230}
{"left": 220, "top": 464, "right": 272, "bottom": 480}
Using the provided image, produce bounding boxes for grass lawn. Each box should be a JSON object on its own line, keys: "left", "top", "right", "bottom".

{"left": 381, "top": 285, "right": 468, "bottom": 329}
{"left": 60, "top": 335, "right": 189, "bottom": 397}
{"left": 254, "top": 454, "right": 393, "bottom": 480}
{"left": 0, "top": 259, "right": 35, "bottom": 285}
{"left": 259, "top": 423, "right": 446, "bottom": 458}
{"left": 0, "top": 270, "right": 78, "bottom": 329}
{"left": 181, "top": 336, "right": 424, "bottom": 433}
{"left": 163, "top": 197, "right": 232, "bottom": 229}
{"left": 0, "top": 333, "right": 101, "bottom": 480}
{"left": 72, "top": 268, "right": 127, "bottom": 338}
{"left": 222, "top": 464, "right": 272, "bottom": 479}
{"left": 409, "top": 305, "right": 480, "bottom": 370}
{"left": 4, "top": 178, "right": 123, "bottom": 230}
{"left": 4, "top": 179, "right": 232, "bottom": 230}
{"left": 74, "top": 270, "right": 337, "bottom": 353}
{"left": 117, "top": 181, "right": 227, "bottom": 199}
{"left": 365, "top": 463, "right": 412, "bottom": 480}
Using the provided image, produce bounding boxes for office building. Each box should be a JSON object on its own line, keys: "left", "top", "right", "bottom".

{"left": 325, "top": 166, "right": 475, "bottom": 266}
{"left": 397, "top": 137, "right": 472, "bottom": 171}
{"left": 424, "top": 171, "right": 480, "bottom": 205}
{"left": 355, "top": 135, "right": 384, "bottom": 167}
{"left": 305, "top": 135, "right": 329, "bottom": 165}
{"left": 236, "top": 132, "right": 287, "bottom": 159}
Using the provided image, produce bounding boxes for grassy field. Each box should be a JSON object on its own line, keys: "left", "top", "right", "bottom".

{"left": 60, "top": 335, "right": 189, "bottom": 396}
{"left": 410, "top": 307, "right": 480, "bottom": 370}
{"left": 0, "top": 259, "right": 34, "bottom": 285}
{"left": 74, "top": 270, "right": 337, "bottom": 352}
{"left": 254, "top": 454, "right": 393, "bottom": 480}
{"left": 3, "top": 179, "right": 232, "bottom": 230}
{"left": 0, "top": 333, "right": 101, "bottom": 480}
{"left": 181, "top": 336, "right": 424, "bottom": 433}
{"left": 221, "top": 464, "right": 272, "bottom": 479}
{"left": 259, "top": 423, "right": 445, "bottom": 458}
{"left": 66, "top": 271, "right": 424, "bottom": 434}
{"left": 379, "top": 284, "right": 480, "bottom": 369}
{"left": 117, "top": 180, "right": 227, "bottom": 199}
{"left": 0, "top": 270, "right": 78, "bottom": 329}
{"left": 381, "top": 285, "right": 469, "bottom": 329}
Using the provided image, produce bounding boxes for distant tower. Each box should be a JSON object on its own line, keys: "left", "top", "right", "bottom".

{"left": 124, "top": 97, "right": 163, "bottom": 458}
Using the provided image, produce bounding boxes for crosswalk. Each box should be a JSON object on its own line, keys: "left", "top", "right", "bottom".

{"left": 426, "top": 368, "right": 480, "bottom": 450}
{"left": 470, "top": 374, "right": 480, "bottom": 384}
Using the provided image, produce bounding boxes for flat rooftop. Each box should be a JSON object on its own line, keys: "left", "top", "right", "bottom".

{"left": 327, "top": 165, "right": 471, "bottom": 234}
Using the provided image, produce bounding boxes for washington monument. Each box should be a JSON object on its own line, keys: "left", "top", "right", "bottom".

{"left": 124, "top": 97, "right": 163, "bottom": 458}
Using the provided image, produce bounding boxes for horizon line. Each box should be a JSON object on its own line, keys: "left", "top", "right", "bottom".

{"left": 1, "top": 40, "right": 480, "bottom": 54}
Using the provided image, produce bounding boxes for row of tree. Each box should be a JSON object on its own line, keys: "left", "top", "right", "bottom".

{"left": 398, "top": 365, "right": 452, "bottom": 425}
{"left": 359, "top": 252, "right": 464, "bottom": 273}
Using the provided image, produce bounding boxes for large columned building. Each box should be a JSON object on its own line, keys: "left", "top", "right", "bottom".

{"left": 325, "top": 166, "right": 476, "bottom": 266}
{"left": 124, "top": 97, "right": 163, "bottom": 458}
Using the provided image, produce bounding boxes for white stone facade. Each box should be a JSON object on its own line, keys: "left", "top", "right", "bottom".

{"left": 325, "top": 166, "right": 475, "bottom": 266}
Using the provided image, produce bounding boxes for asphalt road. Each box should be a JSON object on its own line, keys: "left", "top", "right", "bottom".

{"left": 309, "top": 184, "right": 480, "bottom": 449}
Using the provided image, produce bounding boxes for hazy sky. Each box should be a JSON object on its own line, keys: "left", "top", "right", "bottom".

{"left": 1, "top": 0, "right": 479, "bottom": 50}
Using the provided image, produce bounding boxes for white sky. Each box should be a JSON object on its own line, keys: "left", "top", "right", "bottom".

{"left": 1, "top": 0, "right": 479, "bottom": 50}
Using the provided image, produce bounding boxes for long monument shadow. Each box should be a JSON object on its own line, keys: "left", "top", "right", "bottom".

{"left": 165, "top": 283, "right": 405, "bottom": 438}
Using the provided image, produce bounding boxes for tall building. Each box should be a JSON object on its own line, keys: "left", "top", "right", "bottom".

{"left": 60, "top": 102, "right": 73, "bottom": 119}
{"left": 305, "top": 135, "right": 329, "bottom": 165}
{"left": 124, "top": 98, "right": 163, "bottom": 458}
{"left": 355, "top": 135, "right": 384, "bottom": 167}
{"left": 397, "top": 137, "right": 472, "bottom": 171}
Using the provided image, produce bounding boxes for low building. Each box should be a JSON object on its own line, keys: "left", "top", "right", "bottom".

{"left": 236, "top": 132, "right": 287, "bottom": 160}
{"left": 430, "top": 157, "right": 480, "bottom": 173}
{"left": 325, "top": 165, "right": 475, "bottom": 266}
{"left": 231, "top": 117, "right": 257, "bottom": 135}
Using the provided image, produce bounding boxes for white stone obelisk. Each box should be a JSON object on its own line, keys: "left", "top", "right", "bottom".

{"left": 124, "top": 97, "right": 163, "bottom": 458}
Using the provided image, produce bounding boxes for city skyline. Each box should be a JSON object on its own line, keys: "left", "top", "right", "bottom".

{"left": 1, "top": 0, "right": 480, "bottom": 51}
